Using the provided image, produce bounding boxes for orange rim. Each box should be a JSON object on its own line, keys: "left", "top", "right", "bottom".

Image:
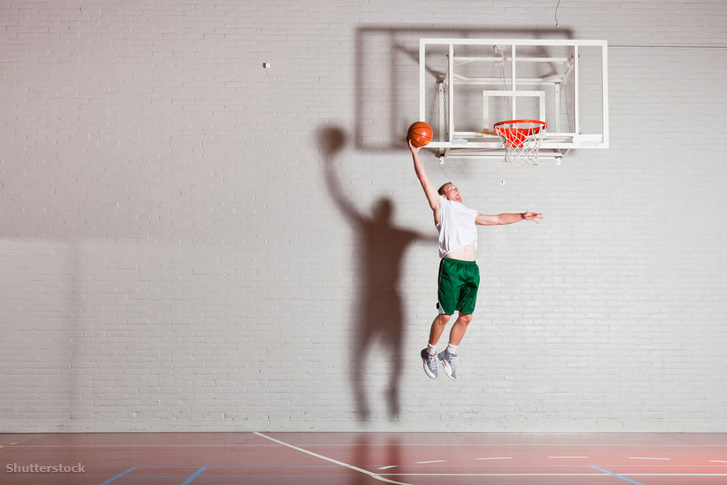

{"left": 493, "top": 119, "right": 547, "bottom": 130}
{"left": 494, "top": 120, "right": 547, "bottom": 148}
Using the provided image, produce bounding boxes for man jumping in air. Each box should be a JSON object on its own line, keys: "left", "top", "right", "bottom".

{"left": 408, "top": 139, "right": 543, "bottom": 380}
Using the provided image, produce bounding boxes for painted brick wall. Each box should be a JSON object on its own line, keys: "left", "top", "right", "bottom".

{"left": 1, "top": 0, "right": 726, "bottom": 432}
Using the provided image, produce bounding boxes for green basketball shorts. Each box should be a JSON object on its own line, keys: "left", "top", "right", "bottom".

{"left": 437, "top": 257, "right": 480, "bottom": 315}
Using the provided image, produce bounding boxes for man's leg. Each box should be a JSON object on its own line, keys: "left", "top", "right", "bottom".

{"left": 428, "top": 313, "right": 451, "bottom": 347}
{"left": 448, "top": 313, "right": 473, "bottom": 346}
{"left": 438, "top": 312, "right": 472, "bottom": 380}
{"left": 421, "top": 314, "right": 451, "bottom": 379}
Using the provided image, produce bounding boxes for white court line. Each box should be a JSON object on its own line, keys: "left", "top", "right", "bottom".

{"left": 475, "top": 457, "right": 512, "bottom": 460}
{"left": 383, "top": 473, "right": 609, "bottom": 477}
{"left": 378, "top": 465, "right": 397, "bottom": 470}
{"left": 549, "top": 456, "right": 590, "bottom": 459}
{"left": 624, "top": 474, "right": 727, "bottom": 477}
{"left": 254, "top": 432, "right": 412, "bottom": 485}
{"left": 710, "top": 460, "right": 727, "bottom": 463}
{"left": 629, "top": 456, "right": 671, "bottom": 460}
{"left": 416, "top": 460, "right": 446, "bottom": 464}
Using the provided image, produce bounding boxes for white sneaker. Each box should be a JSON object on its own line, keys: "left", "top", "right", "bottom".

{"left": 420, "top": 349, "right": 438, "bottom": 379}
{"left": 437, "top": 350, "right": 457, "bottom": 380}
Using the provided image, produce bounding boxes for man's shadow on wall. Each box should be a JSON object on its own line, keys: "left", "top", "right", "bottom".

{"left": 319, "top": 126, "right": 435, "bottom": 421}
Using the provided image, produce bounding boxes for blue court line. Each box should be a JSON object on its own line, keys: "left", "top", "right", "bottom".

{"left": 97, "top": 464, "right": 727, "bottom": 483}
{"left": 98, "top": 467, "right": 137, "bottom": 485}
{"left": 180, "top": 466, "right": 207, "bottom": 485}
{"left": 591, "top": 466, "right": 645, "bottom": 485}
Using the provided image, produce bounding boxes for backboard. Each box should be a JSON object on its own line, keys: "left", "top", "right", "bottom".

{"left": 419, "top": 39, "right": 608, "bottom": 162}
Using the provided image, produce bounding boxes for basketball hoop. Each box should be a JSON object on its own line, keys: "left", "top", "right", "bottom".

{"left": 494, "top": 119, "right": 547, "bottom": 165}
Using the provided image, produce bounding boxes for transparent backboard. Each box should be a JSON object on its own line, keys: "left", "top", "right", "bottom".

{"left": 419, "top": 39, "right": 608, "bottom": 161}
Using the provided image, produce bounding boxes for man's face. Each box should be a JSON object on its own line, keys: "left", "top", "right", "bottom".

{"left": 442, "top": 184, "right": 462, "bottom": 203}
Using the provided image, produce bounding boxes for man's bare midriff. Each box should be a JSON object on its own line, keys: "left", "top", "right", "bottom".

{"left": 445, "top": 244, "right": 476, "bottom": 261}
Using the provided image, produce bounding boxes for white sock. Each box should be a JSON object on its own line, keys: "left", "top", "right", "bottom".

{"left": 427, "top": 343, "right": 437, "bottom": 356}
{"left": 447, "top": 343, "right": 458, "bottom": 355}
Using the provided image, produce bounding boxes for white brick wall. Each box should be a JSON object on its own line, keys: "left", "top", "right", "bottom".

{"left": 1, "top": 0, "right": 726, "bottom": 433}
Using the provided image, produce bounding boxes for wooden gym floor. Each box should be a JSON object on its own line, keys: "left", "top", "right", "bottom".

{"left": 2, "top": 432, "right": 727, "bottom": 484}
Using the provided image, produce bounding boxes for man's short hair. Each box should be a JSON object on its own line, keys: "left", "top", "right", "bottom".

{"left": 438, "top": 182, "right": 453, "bottom": 196}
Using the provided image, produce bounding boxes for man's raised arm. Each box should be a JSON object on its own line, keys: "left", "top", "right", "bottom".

{"left": 408, "top": 139, "right": 441, "bottom": 216}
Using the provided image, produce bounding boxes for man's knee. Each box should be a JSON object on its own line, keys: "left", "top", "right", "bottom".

{"left": 458, "top": 313, "right": 473, "bottom": 325}
{"left": 435, "top": 314, "right": 452, "bottom": 327}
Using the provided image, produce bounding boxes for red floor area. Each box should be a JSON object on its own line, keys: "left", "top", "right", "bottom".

{"left": 1, "top": 432, "right": 726, "bottom": 484}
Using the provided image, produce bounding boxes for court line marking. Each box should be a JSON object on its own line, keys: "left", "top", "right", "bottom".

{"left": 591, "top": 466, "right": 645, "bottom": 485}
{"left": 625, "top": 474, "right": 727, "bottom": 477}
{"left": 475, "top": 457, "right": 512, "bottom": 460}
{"left": 549, "top": 456, "right": 590, "bottom": 459}
{"left": 6, "top": 444, "right": 286, "bottom": 448}
{"left": 380, "top": 473, "right": 617, "bottom": 477}
{"left": 8, "top": 440, "right": 727, "bottom": 448}
{"left": 180, "top": 466, "right": 207, "bottom": 485}
{"left": 253, "top": 432, "right": 412, "bottom": 485}
{"left": 711, "top": 460, "right": 727, "bottom": 463}
{"left": 629, "top": 456, "right": 671, "bottom": 460}
{"left": 99, "top": 467, "right": 138, "bottom": 485}
{"left": 416, "top": 460, "right": 446, "bottom": 464}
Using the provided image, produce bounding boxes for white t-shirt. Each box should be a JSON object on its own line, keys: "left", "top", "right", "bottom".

{"left": 436, "top": 196, "right": 478, "bottom": 259}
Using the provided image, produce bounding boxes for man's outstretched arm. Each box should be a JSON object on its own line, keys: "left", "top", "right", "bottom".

{"left": 408, "top": 139, "right": 440, "bottom": 215}
{"left": 476, "top": 211, "right": 543, "bottom": 226}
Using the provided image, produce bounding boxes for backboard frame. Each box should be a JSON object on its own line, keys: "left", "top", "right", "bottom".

{"left": 418, "top": 38, "right": 609, "bottom": 161}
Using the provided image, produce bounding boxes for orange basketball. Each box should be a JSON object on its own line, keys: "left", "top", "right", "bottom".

{"left": 407, "top": 121, "right": 433, "bottom": 147}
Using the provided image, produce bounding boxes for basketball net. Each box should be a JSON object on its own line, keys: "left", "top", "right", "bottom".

{"left": 494, "top": 120, "right": 547, "bottom": 165}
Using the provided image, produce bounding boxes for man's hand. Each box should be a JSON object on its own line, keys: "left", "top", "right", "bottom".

{"left": 407, "top": 138, "right": 421, "bottom": 154}
{"left": 523, "top": 210, "right": 543, "bottom": 223}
